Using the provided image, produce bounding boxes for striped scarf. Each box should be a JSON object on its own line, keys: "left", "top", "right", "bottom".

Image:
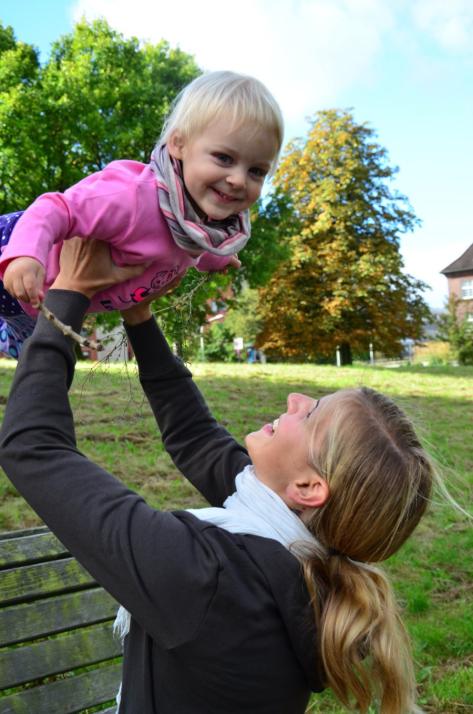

{"left": 150, "top": 144, "right": 251, "bottom": 257}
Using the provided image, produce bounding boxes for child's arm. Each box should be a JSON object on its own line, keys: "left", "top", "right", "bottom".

{"left": 196, "top": 253, "right": 241, "bottom": 272}
{"left": 0, "top": 162, "right": 152, "bottom": 302}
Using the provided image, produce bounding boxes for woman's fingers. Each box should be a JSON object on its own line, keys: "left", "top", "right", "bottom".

{"left": 52, "top": 238, "right": 150, "bottom": 298}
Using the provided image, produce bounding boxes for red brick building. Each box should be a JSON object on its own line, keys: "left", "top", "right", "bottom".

{"left": 441, "top": 243, "right": 473, "bottom": 323}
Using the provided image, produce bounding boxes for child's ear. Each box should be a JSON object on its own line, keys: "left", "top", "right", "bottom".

{"left": 167, "top": 131, "right": 186, "bottom": 160}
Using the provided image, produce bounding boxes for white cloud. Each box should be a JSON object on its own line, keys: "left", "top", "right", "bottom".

{"left": 71, "top": 0, "right": 394, "bottom": 141}
{"left": 412, "top": 0, "right": 473, "bottom": 52}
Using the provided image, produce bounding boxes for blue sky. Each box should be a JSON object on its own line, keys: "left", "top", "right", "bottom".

{"left": 1, "top": 0, "right": 472, "bottom": 308}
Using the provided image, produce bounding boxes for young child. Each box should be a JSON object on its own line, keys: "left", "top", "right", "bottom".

{"left": 0, "top": 71, "right": 283, "bottom": 357}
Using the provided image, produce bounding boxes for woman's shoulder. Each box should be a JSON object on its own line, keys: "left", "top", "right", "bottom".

{"left": 174, "top": 513, "right": 325, "bottom": 692}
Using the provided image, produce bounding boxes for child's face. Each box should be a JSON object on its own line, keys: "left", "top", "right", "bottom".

{"left": 168, "top": 117, "right": 278, "bottom": 220}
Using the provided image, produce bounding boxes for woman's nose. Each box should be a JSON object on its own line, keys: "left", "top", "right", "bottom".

{"left": 286, "top": 393, "right": 309, "bottom": 414}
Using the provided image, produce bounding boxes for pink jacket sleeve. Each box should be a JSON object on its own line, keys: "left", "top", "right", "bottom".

{"left": 0, "top": 166, "right": 144, "bottom": 277}
{"left": 196, "top": 253, "right": 233, "bottom": 272}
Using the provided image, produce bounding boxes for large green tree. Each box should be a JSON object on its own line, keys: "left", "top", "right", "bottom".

{"left": 0, "top": 19, "right": 199, "bottom": 211}
{"left": 0, "top": 23, "right": 41, "bottom": 210}
{"left": 257, "top": 110, "right": 430, "bottom": 363}
{"left": 236, "top": 192, "right": 294, "bottom": 289}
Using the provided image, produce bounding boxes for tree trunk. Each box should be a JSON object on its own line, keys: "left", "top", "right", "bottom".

{"left": 339, "top": 342, "right": 352, "bottom": 365}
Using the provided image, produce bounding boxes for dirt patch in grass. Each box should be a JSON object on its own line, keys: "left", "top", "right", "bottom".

{"left": 80, "top": 432, "right": 149, "bottom": 444}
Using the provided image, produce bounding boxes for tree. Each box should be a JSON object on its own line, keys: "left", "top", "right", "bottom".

{"left": 201, "top": 322, "right": 238, "bottom": 362}
{"left": 223, "top": 287, "right": 263, "bottom": 345}
{"left": 0, "top": 19, "right": 199, "bottom": 211}
{"left": 256, "top": 110, "right": 431, "bottom": 363}
{"left": 437, "top": 296, "right": 473, "bottom": 365}
{"left": 0, "top": 23, "right": 41, "bottom": 210}
{"left": 236, "top": 192, "right": 294, "bottom": 289}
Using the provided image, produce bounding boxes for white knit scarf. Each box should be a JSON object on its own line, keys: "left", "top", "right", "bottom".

{"left": 113, "top": 465, "right": 320, "bottom": 709}
{"left": 149, "top": 144, "right": 251, "bottom": 257}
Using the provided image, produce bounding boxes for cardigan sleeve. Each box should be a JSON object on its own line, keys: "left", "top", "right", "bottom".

{"left": 0, "top": 290, "right": 223, "bottom": 648}
{"left": 125, "top": 317, "right": 251, "bottom": 506}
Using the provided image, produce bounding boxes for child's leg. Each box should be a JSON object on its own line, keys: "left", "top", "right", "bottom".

{"left": 0, "top": 211, "right": 36, "bottom": 358}
{"left": 0, "top": 313, "right": 37, "bottom": 358}
{"left": 0, "top": 211, "right": 24, "bottom": 249}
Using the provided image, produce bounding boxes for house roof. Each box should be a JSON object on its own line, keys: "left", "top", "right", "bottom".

{"left": 441, "top": 243, "right": 473, "bottom": 276}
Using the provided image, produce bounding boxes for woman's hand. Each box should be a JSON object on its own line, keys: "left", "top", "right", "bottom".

{"left": 50, "top": 238, "right": 149, "bottom": 299}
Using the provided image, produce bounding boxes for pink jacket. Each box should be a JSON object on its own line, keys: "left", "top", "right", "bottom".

{"left": 0, "top": 160, "right": 230, "bottom": 316}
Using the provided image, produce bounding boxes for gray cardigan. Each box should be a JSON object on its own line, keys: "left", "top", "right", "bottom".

{"left": 0, "top": 290, "right": 325, "bottom": 713}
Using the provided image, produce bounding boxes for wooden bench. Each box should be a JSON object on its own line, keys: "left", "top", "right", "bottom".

{"left": 0, "top": 526, "right": 122, "bottom": 714}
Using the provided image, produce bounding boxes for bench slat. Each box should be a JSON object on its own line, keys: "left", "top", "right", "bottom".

{"left": 0, "top": 661, "right": 122, "bottom": 714}
{"left": 0, "top": 587, "right": 118, "bottom": 646}
{"left": 0, "top": 530, "right": 67, "bottom": 567}
{"left": 0, "top": 557, "right": 95, "bottom": 604}
{"left": 0, "top": 622, "right": 122, "bottom": 689}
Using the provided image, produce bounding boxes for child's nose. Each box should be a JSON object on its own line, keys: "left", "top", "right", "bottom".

{"left": 226, "top": 168, "right": 246, "bottom": 190}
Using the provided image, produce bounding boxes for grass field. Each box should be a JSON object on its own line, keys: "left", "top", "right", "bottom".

{"left": 0, "top": 358, "right": 471, "bottom": 712}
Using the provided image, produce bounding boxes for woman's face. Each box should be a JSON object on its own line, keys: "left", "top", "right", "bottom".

{"left": 245, "top": 391, "right": 341, "bottom": 501}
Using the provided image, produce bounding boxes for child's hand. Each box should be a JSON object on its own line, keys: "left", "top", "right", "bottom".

{"left": 227, "top": 255, "right": 242, "bottom": 270}
{"left": 3, "top": 257, "right": 45, "bottom": 307}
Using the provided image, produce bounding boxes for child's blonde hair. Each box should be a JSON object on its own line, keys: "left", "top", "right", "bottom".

{"left": 303, "top": 387, "right": 433, "bottom": 713}
{"left": 159, "top": 71, "right": 284, "bottom": 172}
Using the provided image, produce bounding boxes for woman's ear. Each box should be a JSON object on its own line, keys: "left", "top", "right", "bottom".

{"left": 167, "top": 130, "right": 186, "bottom": 160}
{"left": 285, "top": 473, "right": 329, "bottom": 510}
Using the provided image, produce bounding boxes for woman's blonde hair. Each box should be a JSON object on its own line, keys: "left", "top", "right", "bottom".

{"left": 159, "top": 71, "right": 284, "bottom": 171}
{"left": 304, "top": 387, "right": 433, "bottom": 713}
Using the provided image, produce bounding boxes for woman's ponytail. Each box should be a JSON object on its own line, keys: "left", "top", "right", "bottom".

{"left": 303, "top": 554, "right": 420, "bottom": 713}
{"left": 304, "top": 387, "right": 433, "bottom": 713}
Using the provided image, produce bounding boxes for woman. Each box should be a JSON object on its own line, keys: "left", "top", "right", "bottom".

{"left": 0, "top": 239, "right": 433, "bottom": 713}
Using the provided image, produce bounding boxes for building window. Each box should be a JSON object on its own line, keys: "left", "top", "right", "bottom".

{"left": 461, "top": 279, "right": 473, "bottom": 299}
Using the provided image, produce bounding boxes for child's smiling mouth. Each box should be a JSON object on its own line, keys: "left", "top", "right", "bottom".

{"left": 210, "top": 187, "right": 240, "bottom": 204}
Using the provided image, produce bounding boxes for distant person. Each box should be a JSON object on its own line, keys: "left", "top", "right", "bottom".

{"left": 0, "top": 239, "right": 436, "bottom": 713}
{"left": 247, "top": 346, "right": 257, "bottom": 363}
{"left": 0, "top": 71, "right": 283, "bottom": 357}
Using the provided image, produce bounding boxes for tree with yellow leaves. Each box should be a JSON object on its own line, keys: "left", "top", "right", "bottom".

{"left": 257, "top": 110, "right": 430, "bottom": 363}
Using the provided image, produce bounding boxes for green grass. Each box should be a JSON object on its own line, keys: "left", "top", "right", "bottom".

{"left": 0, "top": 358, "right": 472, "bottom": 712}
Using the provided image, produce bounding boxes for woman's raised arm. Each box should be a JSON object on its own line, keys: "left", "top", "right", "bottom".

{"left": 123, "top": 313, "right": 250, "bottom": 505}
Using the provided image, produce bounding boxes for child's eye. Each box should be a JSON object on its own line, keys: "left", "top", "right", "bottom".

{"left": 250, "top": 167, "right": 268, "bottom": 179}
{"left": 213, "top": 153, "right": 233, "bottom": 165}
